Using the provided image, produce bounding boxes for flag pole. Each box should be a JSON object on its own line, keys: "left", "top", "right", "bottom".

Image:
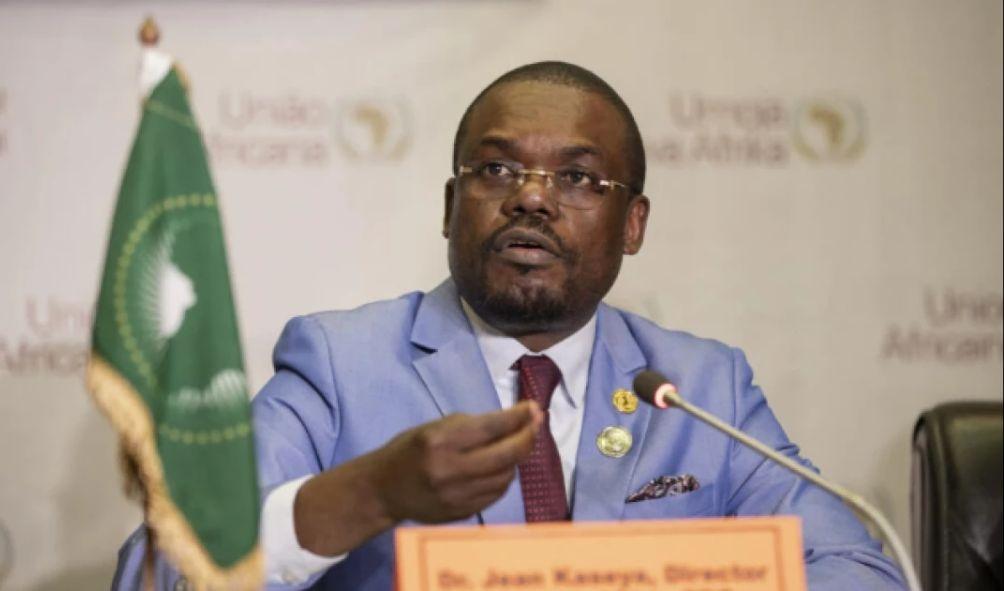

{"left": 138, "top": 18, "right": 159, "bottom": 589}
{"left": 138, "top": 19, "right": 159, "bottom": 591}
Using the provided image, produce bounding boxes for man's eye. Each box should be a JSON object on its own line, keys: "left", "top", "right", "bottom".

{"left": 559, "top": 169, "right": 597, "bottom": 188}
{"left": 480, "top": 162, "right": 514, "bottom": 178}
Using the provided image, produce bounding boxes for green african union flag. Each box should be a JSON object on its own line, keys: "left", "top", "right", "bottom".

{"left": 88, "top": 65, "right": 261, "bottom": 587}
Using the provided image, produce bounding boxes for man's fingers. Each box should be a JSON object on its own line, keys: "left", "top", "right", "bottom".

{"left": 447, "top": 400, "right": 539, "bottom": 451}
{"left": 464, "top": 466, "right": 519, "bottom": 498}
{"left": 457, "top": 408, "right": 539, "bottom": 475}
{"left": 436, "top": 465, "right": 515, "bottom": 509}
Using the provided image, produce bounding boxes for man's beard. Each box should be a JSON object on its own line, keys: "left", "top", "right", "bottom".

{"left": 462, "top": 216, "right": 580, "bottom": 333}
{"left": 474, "top": 268, "right": 572, "bottom": 330}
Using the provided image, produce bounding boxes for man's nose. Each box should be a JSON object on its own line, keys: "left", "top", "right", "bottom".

{"left": 503, "top": 173, "right": 559, "bottom": 217}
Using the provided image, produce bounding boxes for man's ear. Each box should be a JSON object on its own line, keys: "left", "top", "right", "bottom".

{"left": 442, "top": 179, "right": 455, "bottom": 238}
{"left": 623, "top": 194, "right": 650, "bottom": 255}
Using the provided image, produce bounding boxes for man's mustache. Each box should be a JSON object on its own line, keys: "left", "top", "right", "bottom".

{"left": 481, "top": 217, "right": 569, "bottom": 259}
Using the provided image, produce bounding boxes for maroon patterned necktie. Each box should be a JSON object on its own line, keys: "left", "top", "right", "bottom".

{"left": 513, "top": 354, "right": 569, "bottom": 522}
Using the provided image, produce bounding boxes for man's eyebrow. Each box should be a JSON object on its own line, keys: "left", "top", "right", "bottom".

{"left": 475, "top": 136, "right": 515, "bottom": 152}
{"left": 473, "top": 136, "right": 604, "bottom": 160}
{"left": 559, "top": 144, "right": 604, "bottom": 160}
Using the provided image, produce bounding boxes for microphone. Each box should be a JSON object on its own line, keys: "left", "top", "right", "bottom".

{"left": 632, "top": 370, "right": 921, "bottom": 591}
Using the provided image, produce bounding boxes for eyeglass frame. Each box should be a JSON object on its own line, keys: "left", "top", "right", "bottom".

{"left": 454, "top": 160, "right": 635, "bottom": 209}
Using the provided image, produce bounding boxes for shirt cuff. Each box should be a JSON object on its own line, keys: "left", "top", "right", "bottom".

{"left": 262, "top": 475, "right": 347, "bottom": 585}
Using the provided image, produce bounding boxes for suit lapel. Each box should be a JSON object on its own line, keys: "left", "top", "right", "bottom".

{"left": 571, "top": 304, "right": 650, "bottom": 521}
{"left": 409, "top": 280, "right": 525, "bottom": 524}
{"left": 411, "top": 325, "right": 501, "bottom": 418}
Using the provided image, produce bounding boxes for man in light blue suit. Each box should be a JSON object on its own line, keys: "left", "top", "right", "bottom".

{"left": 113, "top": 61, "right": 906, "bottom": 590}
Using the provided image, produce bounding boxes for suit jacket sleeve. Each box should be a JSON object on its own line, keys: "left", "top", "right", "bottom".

{"left": 253, "top": 315, "right": 346, "bottom": 589}
{"left": 110, "top": 526, "right": 185, "bottom": 591}
{"left": 723, "top": 347, "right": 906, "bottom": 590}
{"left": 254, "top": 315, "right": 341, "bottom": 500}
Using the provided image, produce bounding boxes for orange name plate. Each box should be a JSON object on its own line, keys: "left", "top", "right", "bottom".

{"left": 396, "top": 516, "right": 807, "bottom": 591}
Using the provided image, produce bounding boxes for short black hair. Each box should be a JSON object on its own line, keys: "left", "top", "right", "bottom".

{"left": 452, "top": 61, "right": 646, "bottom": 195}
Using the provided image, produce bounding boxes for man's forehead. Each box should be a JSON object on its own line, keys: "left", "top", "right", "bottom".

{"left": 479, "top": 81, "right": 589, "bottom": 115}
{"left": 461, "top": 81, "right": 627, "bottom": 159}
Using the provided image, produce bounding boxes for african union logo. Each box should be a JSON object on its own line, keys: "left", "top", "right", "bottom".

{"left": 333, "top": 98, "right": 411, "bottom": 161}
{"left": 791, "top": 97, "right": 866, "bottom": 162}
{"left": 115, "top": 195, "right": 205, "bottom": 384}
{"left": 113, "top": 193, "right": 247, "bottom": 422}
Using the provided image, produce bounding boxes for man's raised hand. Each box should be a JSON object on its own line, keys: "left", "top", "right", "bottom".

{"left": 292, "top": 401, "right": 542, "bottom": 557}
{"left": 372, "top": 400, "right": 542, "bottom": 523}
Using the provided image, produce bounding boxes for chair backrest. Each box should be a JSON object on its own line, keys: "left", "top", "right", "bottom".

{"left": 911, "top": 401, "right": 1003, "bottom": 591}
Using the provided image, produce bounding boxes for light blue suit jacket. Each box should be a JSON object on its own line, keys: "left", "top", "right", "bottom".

{"left": 113, "top": 280, "right": 905, "bottom": 590}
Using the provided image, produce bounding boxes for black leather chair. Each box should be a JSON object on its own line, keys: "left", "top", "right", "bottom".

{"left": 912, "top": 401, "right": 1003, "bottom": 591}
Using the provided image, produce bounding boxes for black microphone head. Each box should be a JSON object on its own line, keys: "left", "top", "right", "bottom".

{"left": 633, "top": 370, "right": 670, "bottom": 407}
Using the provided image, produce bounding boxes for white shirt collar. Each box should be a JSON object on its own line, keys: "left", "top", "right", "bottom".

{"left": 460, "top": 298, "right": 597, "bottom": 408}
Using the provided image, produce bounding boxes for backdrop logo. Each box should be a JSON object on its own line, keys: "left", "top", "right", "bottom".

{"left": 0, "top": 297, "right": 91, "bottom": 376}
{"left": 791, "top": 98, "right": 866, "bottom": 162}
{"left": 881, "top": 288, "right": 1003, "bottom": 364}
{"left": 333, "top": 98, "right": 411, "bottom": 162}
{"left": 206, "top": 91, "right": 412, "bottom": 169}
{"left": 208, "top": 92, "right": 331, "bottom": 168}
{"left": 648, "top": 94, "right": 788, "bottom": 167}
{"left": 649, "top": 93, "right": 867, "bottom": 168}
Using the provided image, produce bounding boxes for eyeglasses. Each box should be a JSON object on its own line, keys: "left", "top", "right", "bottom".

{"left": 456, "top": 160, "right": 633, "bottom": 210}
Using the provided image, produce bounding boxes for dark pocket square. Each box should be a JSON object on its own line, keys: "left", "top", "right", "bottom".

{"left": 626, "top": 474, "right": 700, "bottom": 502}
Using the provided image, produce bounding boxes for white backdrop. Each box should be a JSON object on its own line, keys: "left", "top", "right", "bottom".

{"left": 0, "top": 1, "right": 1001, "bottom": 588}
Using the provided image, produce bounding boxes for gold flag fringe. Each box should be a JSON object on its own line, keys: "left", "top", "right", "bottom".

{"left": 87, "top": 354, "right": 263, "bottom": 590}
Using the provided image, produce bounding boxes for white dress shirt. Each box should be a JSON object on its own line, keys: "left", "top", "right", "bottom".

{"left": 460, "top": 299, "right": 596, "bottom": 501}
{"left": 261, "top": 301, "right": 598, "bottom": 584}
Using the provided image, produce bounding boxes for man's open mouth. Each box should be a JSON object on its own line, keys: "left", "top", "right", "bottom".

{"left": 492, "top": 228, "right": 561, "bottom": 265}
{"left": 495, "top": 229, "right": 558, "bottom": 254}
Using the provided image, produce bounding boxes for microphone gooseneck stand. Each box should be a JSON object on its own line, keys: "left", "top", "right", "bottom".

{"left": 633, "top": 371, "right": 921, "bottom": 591}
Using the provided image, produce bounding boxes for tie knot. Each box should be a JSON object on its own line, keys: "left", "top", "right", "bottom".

{"left": 513, "top": 355, "right": 562, "bottom": 409}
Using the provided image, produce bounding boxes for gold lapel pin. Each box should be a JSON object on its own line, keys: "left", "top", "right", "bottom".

{"left": 612, "top": 388, "right": 638, "bottom": 414}
{"left": 596, "top": 426, "right": 633, "bottom": 458}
